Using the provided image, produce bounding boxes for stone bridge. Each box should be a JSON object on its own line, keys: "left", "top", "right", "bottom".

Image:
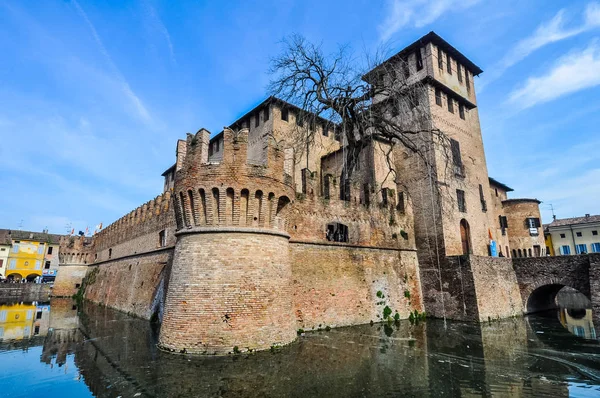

{"left": 512, "top": 253, "right": 600, "bottom": 316}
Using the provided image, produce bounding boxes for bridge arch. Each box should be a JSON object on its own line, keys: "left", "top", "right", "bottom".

{"left": 525, "top": 278, "right": 591, "bottom": 314}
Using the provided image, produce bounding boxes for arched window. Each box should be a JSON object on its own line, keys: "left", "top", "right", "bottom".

{"left": 528, "top": 248, "right": 533, "bottom": 257}
{"left": 326, "top": 222, "right": 348, "bottom": 243}
{"left": 512, "top": 249, "right": 517, "bottom": 258}
{"left": 518, "top": 249, "right": 522, "bottom": 258}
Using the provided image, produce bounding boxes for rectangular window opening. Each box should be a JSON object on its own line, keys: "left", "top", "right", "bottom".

{"left": 456, "top": 189, "right": 466, "bottom": 213}
{"left": 438, "top": 47, "right": 443, "bottom": 69}
{"left": 459, "top": 103, "right": 465, "bottom": 120}
{"left": 435, "top": 88, "right": 442, "bottom": 106}
{"left": 446, "top": 54, "right": 452, "bottom": 74}
{"left": 447, "top": 96, "right": 454, "bottom": 113}
{"left": 281, "top": 107, "right": 289, "bottom": 122}
{"left": 416, "top": 48, "right": 423, "bottom": 70}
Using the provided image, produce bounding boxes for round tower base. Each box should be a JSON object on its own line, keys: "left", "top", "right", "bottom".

{"left": 158, "top": 228, "right": 296, "bottom": 355}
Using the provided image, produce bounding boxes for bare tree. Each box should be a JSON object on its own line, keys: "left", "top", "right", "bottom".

{"left": 268, "top": 34, "right": 450, "bottom": 200}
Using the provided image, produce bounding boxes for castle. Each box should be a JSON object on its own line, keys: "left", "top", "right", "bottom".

{"left": 54, "top": 32, "right": 549, "bottom": 355}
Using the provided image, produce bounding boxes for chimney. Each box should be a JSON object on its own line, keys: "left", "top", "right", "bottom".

{"left": 553, "top": 215, "right": 556, "bottom": 221}
{"left": 586, "top": 214, "right": 590, "bottom": 218}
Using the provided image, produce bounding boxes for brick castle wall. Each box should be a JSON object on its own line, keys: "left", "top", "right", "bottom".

{"left": 291, "top": 243, "right": 422, "bottom": 329}
{"left": 84, "top": 249, "right": 172, "bottom": 319}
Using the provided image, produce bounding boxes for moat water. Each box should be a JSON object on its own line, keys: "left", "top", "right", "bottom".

{"left": 1, "top": 295, "right": 599, "bottom": 397}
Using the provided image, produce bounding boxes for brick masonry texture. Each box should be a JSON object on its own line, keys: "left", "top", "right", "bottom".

{"left": 84, "top": 249, "right": 172, "bottom": 319}
{"left": 0, "top": 283, "right": 51, "bottom": 301}
{"left": 290, "top": 243, "right": 422, "bottom": 329}
{"left": 159, "top": 231, "right": 295, "bottom": 354}
{"left": 52, "top": 265, "right": 89, "bottom": 297}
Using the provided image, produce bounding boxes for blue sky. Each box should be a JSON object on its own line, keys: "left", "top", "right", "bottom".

{"left": 1, "top": 0, "right": 599, "bottom": 234}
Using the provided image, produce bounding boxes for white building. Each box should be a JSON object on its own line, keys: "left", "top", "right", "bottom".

{"left": 545, "top": 214, "right": 600, "bottom": 255}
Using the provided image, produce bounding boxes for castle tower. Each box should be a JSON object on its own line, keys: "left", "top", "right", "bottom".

{"left": 158, "top": 127, "right": 296, "bottom": 354}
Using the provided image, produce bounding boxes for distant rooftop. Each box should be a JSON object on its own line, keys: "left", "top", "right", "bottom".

{"left": 0, "top": 228, "right": 62, "bottom": 245}
{"left": 488, "top": 177, "right": 513, "bottom": 192}
{"left": 547, "top": 214, "right": 600, "bottom": 228}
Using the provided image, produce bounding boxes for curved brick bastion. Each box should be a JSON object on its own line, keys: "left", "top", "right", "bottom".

{"left": 158, "top": 127, "right": 297, "bottom": 354}
{"left": 159, "top": 227, "right": 295, "bottom": 354}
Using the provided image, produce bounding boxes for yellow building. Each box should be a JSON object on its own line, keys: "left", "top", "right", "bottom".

{"left": 0, "top": 303, "right": 37, "bottom": 340}
{"left": 544, "top": 229, "right": 555, "bottom": 256}
{"left": 2, "top": 230, "right": 62, "bottom": 281}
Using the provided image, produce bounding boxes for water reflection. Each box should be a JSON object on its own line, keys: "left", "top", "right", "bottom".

{"left": 0, "top": 299, "right": 599, "bottom": 397}
{"left": 0, "top": 301, "right": 50, "bottom": 340}
{"left": 556, "top": 286, "right": 598, "bottom": 340}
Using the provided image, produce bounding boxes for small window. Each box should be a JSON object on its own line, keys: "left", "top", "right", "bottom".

{"left": 264, "top": 107, "right": 269, "bottom": 121}
{"left": 322, "top": 124, "right": 329, "bottom": 137}
{"left": 450, "top": 139, "right": 463, "bottom": 168}
{"left": 593, "top": 230, "right": 598, "bottom": 236}
{"left": 561, "top": 245, "right": 571, "bottom": 255}
{"left": 159, "top": 230, "right": 167, "bottom": 247}
{"left": 44, "top": 261, "right": 50, "bottom": 269}
{"left": 416, "top": 48, "right": 423, "bottom": 70}
{"left": 560, "top": 233, "right": 566, "bottom": 238}
{"left": 281, "top": 107, "right": 289, "bottom": 122}
{"left": 326, "top": 222, "right": 349, "bottom": 243}
{"left": 478, "top": 184, "right": 487, "bottom": 212}
{"left": 459, "top": 103, "right": 465, "bottom": 120}
{"left": 255, "top": 114, "right": 260, "bottom": 128}
{"left": 34, "top": 325, "right": 40, "bottom": 335}
{"left": 526, "top": 218, "right": 541, "bottom": 228}
{"left": 38, "top": 245, "right": 44, "bottom": 254}
{"left": 457, "top": 64, "right": 463, "bottom": 82}
{"left": 296, "top": 113, "right": 304, "bottom": 127}
{"left": 576, "top": 244, "right": 587, "bottom": 254}
{"left": 499, "top": 215, "right": 508, "bottom": 229}
{"left": 456, "top": 189, "right": 466, "bottom": 212}
{"left": 465, "top": 70, "right": 471, "bottom": 94}
{"left": 47, "top": 246, "right": 53, "bottom": 255}
{"left": 108, "top": 248, "right": 112, "bottom": 259}
{"left": 435, "top": 88, "right": 442, "bottom": 106}
{"left": 12, "top": 244, "right": 19, "bottom": 253}
{"left": 397, "top": 191, "right": 405, "bottom": 214}
{"left": 382, "top": 188, "right": 389, "bottom": 206}
{"left": 592, "top": 242, "right": 600, "bottom": 253}
{"left": 36, "top": 311, "right": 42, "bottom": 320}
{"left": 438, "top": 47, "right": 443, "bottom": 69}
{"left": 75, "top": 283, "right": 81, "bottom": 288}
{"left": 576, "top": 232, "right": 583, "bottom": 237}
{"left": 447, "top": 96, "right": 454, "bottom": 113}
{"left": 495, "top": 188, "right": 498, "bottom": 197}
{"left": 446, "top": 54, "right": 452, "bottom": 74}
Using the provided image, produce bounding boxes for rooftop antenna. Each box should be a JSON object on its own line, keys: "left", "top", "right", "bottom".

{"left": 17, "top": 220, "right": 23, "bottom": 230}
{"left": 546, "top": 203, "right": 556, "bottom": 221}
{"left": 65, "top": 222, "right": 72, "bottom": 235}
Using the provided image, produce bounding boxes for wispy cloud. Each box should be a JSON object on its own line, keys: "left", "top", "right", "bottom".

{"left": 144, "top": 2, "right": 176, "bottom": 64}
{"left": 378, "top": 0, "right": 481, "bottom": 42}
{"left": 482, "top": 2, "right": 600, "bottom": 88}
{"left": 508, "top": 40, "right": 600, "bottom": 109}
{"left": 71, "top": 0, "right": 152, "bottom": 123}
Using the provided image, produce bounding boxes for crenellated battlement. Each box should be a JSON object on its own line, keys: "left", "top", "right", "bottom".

{"left": 94, "top": 190, "right": 174, "bottom": 252}
{"left": 172, "top": 127, "right": 294, "bottom": 232}
{"left": 59, "top": 235, "right": 94, "bottom": 265}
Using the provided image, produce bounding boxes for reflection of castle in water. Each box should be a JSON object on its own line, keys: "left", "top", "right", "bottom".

{"left": 1, "top": 299, "right": 589, "bottom": 397}
{"left": 40, "top": 298, "right": 83, "bottom": 367}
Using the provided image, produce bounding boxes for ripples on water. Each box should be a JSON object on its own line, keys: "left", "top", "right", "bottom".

{"left": 0, "top": 295, "right": 599, "bottom": 397}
